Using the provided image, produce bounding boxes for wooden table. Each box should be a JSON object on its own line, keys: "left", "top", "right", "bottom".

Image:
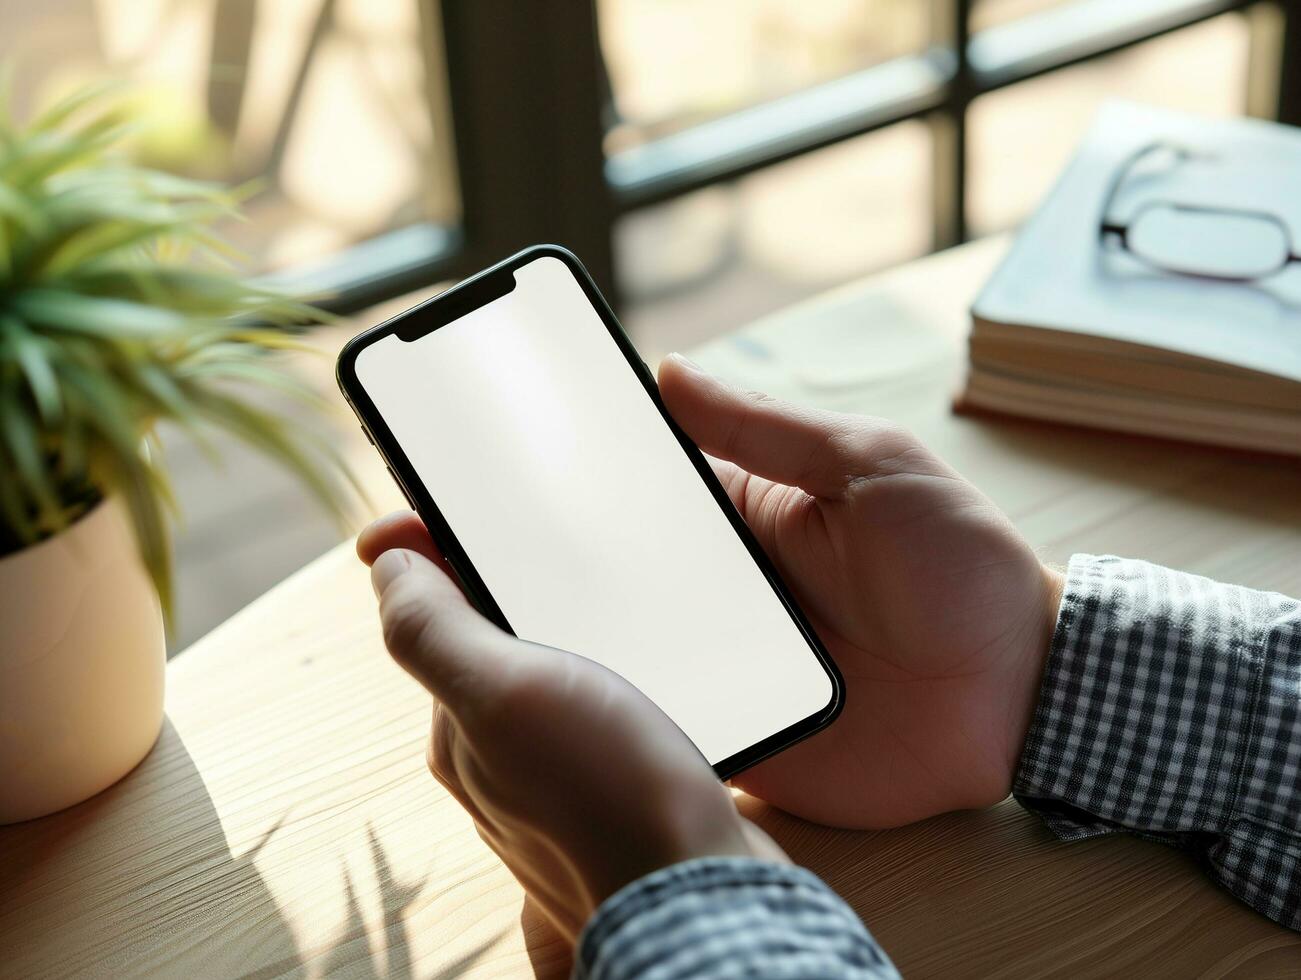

{"left": 3, "top": 239, "right": 1299, "bottom": 978}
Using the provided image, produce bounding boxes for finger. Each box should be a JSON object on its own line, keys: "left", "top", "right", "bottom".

{"left": 371, "top": 548, "right": 506, "bottom": 710}
{"left": 658, "top": 353, "right": 906, "bottom": 499}
{"left": 357, "top": 511, "right": 445, "bottom": 566}
{"left": 703, "top": 454, "right": 782, "bottom": 561}
{"left": 704, "top": 454, "right": 748, "bottom": 512}
{"left": 425, "top": 702, "right": 499, "bottom": 831}
{"left": 426, "top": 701, "right": 462, "bottom": 792}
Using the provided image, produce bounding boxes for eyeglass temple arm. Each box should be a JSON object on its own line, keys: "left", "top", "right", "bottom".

{"left": 1097, "top": 141, "right": 1190, "bottom": 238}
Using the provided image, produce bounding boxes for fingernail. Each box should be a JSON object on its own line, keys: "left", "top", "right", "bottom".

{"left": 371, "top": 549, "right": 411, "bottom": 598}
{"left": 669, "top": 351, "right": 704, "bottom": 372}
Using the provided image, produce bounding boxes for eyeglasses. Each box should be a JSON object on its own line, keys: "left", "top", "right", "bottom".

{"left": 1098, "top": 141, "right": 1301, "bottom": 283}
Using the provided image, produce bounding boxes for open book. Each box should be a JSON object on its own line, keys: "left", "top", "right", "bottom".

{"left": 958, "top": 101, "right": 1301, "bottom": 456}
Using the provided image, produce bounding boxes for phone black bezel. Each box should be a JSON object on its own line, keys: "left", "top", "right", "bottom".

{"left": 336, "top": 243, "right": 844, "bottom": 780}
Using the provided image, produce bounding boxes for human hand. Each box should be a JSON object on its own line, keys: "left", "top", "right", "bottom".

{"left": 658, "top": 355, "right": 1063, "bottom": 829}
{"left": 357, "top": 517, "right": 788, "bottom": 941}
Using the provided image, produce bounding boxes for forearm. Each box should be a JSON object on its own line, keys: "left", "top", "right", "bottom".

{"left": 1015, "top": 554, "right": 1301, "bottom": 930}
{"left": 574, "top": 857, "right": 900, "bottom": 980}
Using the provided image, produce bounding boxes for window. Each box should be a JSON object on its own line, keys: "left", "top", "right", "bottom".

{"left": 5, "top": 1, "right": 1295, "bottom": 316}
{"left": 594, "top": 0, "right": 1294, "bottom": 348}
{"left": 599, "top": 0, "right": 931, "bottom": 151}
{"left": 616, "top": 122, "right": 933, "bottom": 361}
{"left": 967, "top": 11, "right": 1252, "bottom": 235}
{"left": 0, "top": 0, "right": 457, "bottom": 283}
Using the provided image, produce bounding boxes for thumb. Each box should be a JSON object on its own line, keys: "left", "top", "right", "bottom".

{"left": 658, "top": 353, "right": 901, "bottom": 498}
{"left": 371, "top": 548, "right": 506, "bottom": 709}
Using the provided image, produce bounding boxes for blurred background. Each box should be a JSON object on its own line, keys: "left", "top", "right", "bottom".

{"left": 4, "top": 0, "right": 1295, "bottom": 649}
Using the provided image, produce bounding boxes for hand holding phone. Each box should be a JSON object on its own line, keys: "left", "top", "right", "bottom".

{"left": 342, "top": 244, "right": 1060, "bottom": 837}
{"left": 359, "top": 517, "right": 789, "bottom": 941}
{"left": 339, "top": 246, "right": 842, "bottom": 777}
{"left": 654, "top": 357, "right": 1062, "bottom": 829}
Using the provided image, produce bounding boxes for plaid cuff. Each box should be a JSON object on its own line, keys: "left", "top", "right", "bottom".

{"left": 1014, "top": 554, "right": 1301, "bottom": 930}
{"left": 574, "top": 856, "right": 899, "bottom": 980}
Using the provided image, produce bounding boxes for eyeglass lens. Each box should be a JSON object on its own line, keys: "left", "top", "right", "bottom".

{"left": 1127, "top": 205, "right": 1290, "bottom": 279}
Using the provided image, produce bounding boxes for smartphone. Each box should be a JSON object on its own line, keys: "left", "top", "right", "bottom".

{"left": 337, "top": 245, "right": 842, "bottom": 778}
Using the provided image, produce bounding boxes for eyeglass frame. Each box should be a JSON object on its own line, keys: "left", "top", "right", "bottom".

{"left": 1097, "top": 140, "right": 1301, "bottom": 283}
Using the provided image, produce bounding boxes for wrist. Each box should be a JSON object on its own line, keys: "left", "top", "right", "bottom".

{"left": 1031, "top": 562, "right": 1065, "bottom": 689}
{"left": 1042, "top": 564, "right": 1066, "bottom": 644}
{"left": 666, "top": 801, "right": 785, "bottom": 864}
{"left": 1007, "top": 563, "right": 1065, "bottom": 777}
{"left": 582, "top": 790, "right": 788, "bottom": 915}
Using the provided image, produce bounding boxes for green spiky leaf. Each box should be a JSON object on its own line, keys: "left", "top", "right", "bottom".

{"left": 0, "top": 78, "right": 359, "bottom": 631}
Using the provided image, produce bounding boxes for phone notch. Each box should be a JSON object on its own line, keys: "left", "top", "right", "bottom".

{"left": 394, "top": 269, "right": 518, "bottom": 342}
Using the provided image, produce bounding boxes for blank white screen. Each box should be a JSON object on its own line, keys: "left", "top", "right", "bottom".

{"left": 353, "top": 255, "right": 833, "bottom": 764}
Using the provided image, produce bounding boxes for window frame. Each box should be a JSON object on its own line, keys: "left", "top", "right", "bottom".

{"left": 274, "top": 0, "right": 1299, "bottom": 315}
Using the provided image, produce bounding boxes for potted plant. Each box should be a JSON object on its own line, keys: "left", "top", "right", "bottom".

{"left": 0, "top": 83, "right": 356, "bottom": 823}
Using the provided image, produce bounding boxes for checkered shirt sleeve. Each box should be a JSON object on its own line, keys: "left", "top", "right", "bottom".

{"left": 1014, "top": 554, "right": 1301, "bottom": 931}
{"left": 574, "top": 857, "right": 900, "bottom": 980}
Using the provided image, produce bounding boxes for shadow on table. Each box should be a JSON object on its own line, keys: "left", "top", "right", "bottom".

{"left": 0, "top": 717, "right": 565, "bottom": 979}
{"left": 0, "top": 718, "right": 304, "bottom": 977}
{"left": 316, "top": 825, "right": 426, "bottom": 979}
{"left": 969, "top": 411, "right": 1301, "bottom": 509}
{"left": 315, "top": 824, "right": 510, "bottom": 979}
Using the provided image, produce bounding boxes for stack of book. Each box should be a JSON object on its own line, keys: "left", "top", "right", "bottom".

{"left": 958, "top": 102, "right": 1301, "bottom": 456}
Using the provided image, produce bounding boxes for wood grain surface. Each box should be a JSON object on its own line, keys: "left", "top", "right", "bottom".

{"left": 2, "top": 239, "right": 1298, "bottom": 978}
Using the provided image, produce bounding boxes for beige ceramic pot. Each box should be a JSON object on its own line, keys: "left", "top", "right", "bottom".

{"left": 0, "top": 497, "right": 165, "bottom": 824}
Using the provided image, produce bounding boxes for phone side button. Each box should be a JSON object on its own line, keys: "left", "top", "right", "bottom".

{"left": 360, "top": 425, "right": 375, "bottom": 445}
{"left": 386, "top": 465, "right": 417, "bottom": 509}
